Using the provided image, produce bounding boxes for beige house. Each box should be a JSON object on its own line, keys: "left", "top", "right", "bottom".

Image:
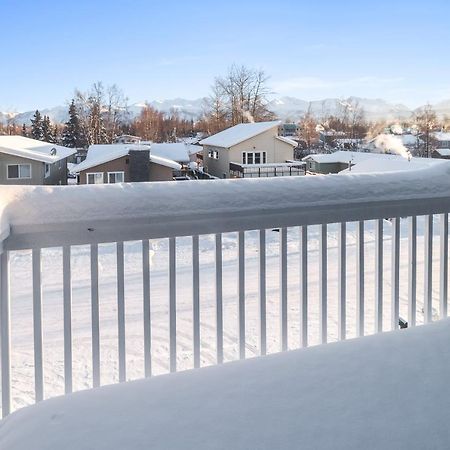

{"left": 73, "top": 144, "right": 181, "bottom": 184}
{"left": 200, "top": 121, "right": 297, "bottom": 178}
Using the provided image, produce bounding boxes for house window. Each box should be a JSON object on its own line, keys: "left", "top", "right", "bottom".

{"left": 108, "top": 172, "right": 125, "bottom": 183}
{"left": 7, "top": 164, "right": 31, "bottom": 179}
{"left": 208, "top": 150, "right": 219, "bottom": 160}
{"left": 86, "top": 172, "right": 104, "bottom": 184}
{"left": 242, "top": 152, "right": 266, "bottom": 165}
{"left": 45, "top": 163, "right": 51, "bottom": 178}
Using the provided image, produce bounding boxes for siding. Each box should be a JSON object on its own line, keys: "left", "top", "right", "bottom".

{"left": 79, "top": 156, "right": 130, "bottom": 184}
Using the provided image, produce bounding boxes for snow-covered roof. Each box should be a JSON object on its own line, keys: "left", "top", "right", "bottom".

{"left": 200, "top": 121, "right": 281, "bottom": 148}
{"left": 150, "top": 154, "right": 182, "bottom": 170}
{"left": 2, "top": 319, "right": 450, "bottom": 450}
{"left": 275, "top": 136, "right": 298, "bottom": 146}
{"left": 433, "top": 132, "right": 450, "bottom": 141}
{"left": 303, "top": 151, "right": 439, "bottom": 174}
{"left": 435, "top": 148, "right": 450, "bottom": 156}
{"left": 73, "top": 144, "right": 150, "bottom": 172}
{"left": 73, "top": 144, "right": 182, "bottom": 173}
{"left": 149, "top": 142, "right": 196, "bottom": 163}
{"left": 0, "top": 136, "right": 76, "bottom": 163}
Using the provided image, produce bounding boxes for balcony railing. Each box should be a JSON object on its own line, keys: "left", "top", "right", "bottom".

{"left": 1, "top": 162, "right": 450, "bottom": 417}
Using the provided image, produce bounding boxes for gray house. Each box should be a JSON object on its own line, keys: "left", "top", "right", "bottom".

{"left": 0, "top": 136, "right": 76, "bottom": 185}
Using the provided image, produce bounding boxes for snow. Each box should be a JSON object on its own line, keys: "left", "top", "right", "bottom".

{"left": 149, "top": 154, "right": 181, "bottom": 170}
{"left": 73, "top": 144, "right": 150, "bottom": 172}
{"left": 2, "top": 319, "right": 450, "bottom": 450}
{"left": 275, "top": 135, "right": 298, "bottom": 146}
{"left": 200, "top": 121, "right": 281, "bottom": 148}
{"left": 433, "top": 132, "right": 450, "bottom": 142}
{"left": 304, "top": 151, "right": 439, "bottom": 173}
{"left": 0, "top": 136, "right": 75, "bottom": 163}
{"left": 435, "top": 148, "right": 450, "bottom": 156}
{"left": 149, "top": 142, "right": 197, "bottom": 163}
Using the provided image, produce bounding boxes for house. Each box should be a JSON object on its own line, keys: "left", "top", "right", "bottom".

{"left": 432, "top": 148, "right": 450, "bottom": 159}
{"left": 278, "top": 123, "right": 299, "bottom": 137}
{"left": 0, "top": 136, "right": 75, "bottom": 185}
{"left": 200, "top": 121, "right": 297, "bottom": 178}
{"left": 432, "top": 131, "right": 450, "bottom": 149}
{"left": 303, "top": 150, "right": 437, "bottom": 174}
{"left": 73, "top": 144, "right": 181, "bottom": 184}
{"left": 143, "top": 142, "right": 201, "bottom": 166}
{"left": 114, "top": 135, "right": 142, "bottom": 144}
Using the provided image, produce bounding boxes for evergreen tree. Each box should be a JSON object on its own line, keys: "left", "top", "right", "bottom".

{"left": 21, "top": 123, "right": 27, "bottom": 137}
{"left": 30, "top": 110, "right": 44, "bottom": 140}
{"left": 42, "top": 115, "right": 53, "bottom": 142}
{"left": 62, "top": 99, "right": 86, "bottom": 147}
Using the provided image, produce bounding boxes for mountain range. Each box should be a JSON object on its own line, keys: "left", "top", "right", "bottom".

{"left": 1, "top": 96, "right": 449, "bottom": 125}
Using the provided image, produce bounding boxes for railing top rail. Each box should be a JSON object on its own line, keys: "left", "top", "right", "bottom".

{"left": 1, "top": 160, "right": 450, "bottom": 250}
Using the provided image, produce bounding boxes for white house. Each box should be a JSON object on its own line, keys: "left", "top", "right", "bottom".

{"left": 200, "top": 121, "right": 297, "bottom": 178}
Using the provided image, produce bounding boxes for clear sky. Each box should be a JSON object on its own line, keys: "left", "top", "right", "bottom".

{"left": 1, "top": 0, "right": 449, "bottom": 111}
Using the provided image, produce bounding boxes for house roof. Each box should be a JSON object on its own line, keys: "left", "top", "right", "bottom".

{"left": 0, "top": 136, "right": 76, "bottom": 163}
{"left": 303, "top": 150, "right": 439, "bottom": 173}
{"left": 433, "top": 132, "right": 450, "bottom": 141}
{"left": 73, "top": 144, "right": 149, "bottom": 172}
{"left": 147, "top": 142, "right": 196, "bottom": 163}
{"left": 275, "top": 136, "right": 298, "bottom": 146}
{"left": 199, "top": 121, "right": 281, "bottom": 148}
{"left": 73, "top": 143, "right": 181, "bottom": 173}
{"left": 434, "top": 148, "right": 450, "bottom": 156}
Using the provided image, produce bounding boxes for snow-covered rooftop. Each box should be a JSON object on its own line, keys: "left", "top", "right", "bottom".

{"left": 72, "top": 144, "right": 181, "bottom": 173}
{"left": 435, "top": 148, "right": 450, "bottom": 156}
{"left": 2, "top": 320, "right": 450, "bottom": 449}
{"left": 73, "top": 144, "right": 150, "bottom": 172}
{"left": 304, "top": 151, "right": 439, "bottom": 174}
{"left": 275, "top": 135, "right": 298, "bottom": 146}
{"left": 0, "top": 136, "right": 76, "bottom": 163}
{"left": 149, "top": 142, "right": 198, "bottom": 163}
{"left": 200, "top": 121, "right": 281, "bottom": 148}
{"left": 433, "top": 131, "right": 450, "bottom": 141}
{"left": 150, "top": 154, "right": 182, "bottom": 170}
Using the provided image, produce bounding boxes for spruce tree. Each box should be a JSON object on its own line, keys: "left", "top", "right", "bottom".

{"left": 62, "top": 100, "right": 86, "bottom": 148}
{"left": 30, "top": 110, "right": 44, "bottom": 140}
{"left": 42, "top": 115, "right": 53, "bottom": 142}
{"left": 21, "top": 123, "right": 27, "bottom": 137}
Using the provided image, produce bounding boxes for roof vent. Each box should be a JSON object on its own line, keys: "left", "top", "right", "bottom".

{"left": 50, "top": 148, "right": 57, "bottom": 156}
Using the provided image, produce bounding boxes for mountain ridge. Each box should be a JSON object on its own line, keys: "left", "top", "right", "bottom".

{"left": 1, "top": 96, "right": 449, "bottom": 125}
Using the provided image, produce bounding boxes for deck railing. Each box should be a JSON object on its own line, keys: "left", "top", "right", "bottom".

{"left": 1, "top": 162, "right": 450, "bottom": 417}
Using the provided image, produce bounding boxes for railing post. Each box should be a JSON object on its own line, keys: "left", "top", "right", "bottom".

{"left": 169, "top": 237, "right": 177, "bottom": 372}
{"left": 215, "top": 234, "right": 224, "bottom": 364}
{"left": 424, "top": 215, "right": 433, "bottom": 323}
{"left": 192, "top": 235, "right": 200, "bottom": 369}
{"left": 391, "top": 218, "right": 400, "bottom": 330}
{"left": 32, "top": 249, "right": 44, "bottom": 402}
{"left": 117, "top": 241, "right": 126, "bottom": 382}
{"left": 408, "top": 217, "right": 417, "bottom": 327}
{"left": 319, "top": 224, "right": 327, "bottom": 344}
{"left": 90, "top": 244, "right": 100, "bottom": 388}
{"left": 280, "top": 228, "right": 288, "bottom": 351}
{"left": 440, "top": 214, "right": 448, "bottom": 319}
{"left": 375, "top": 219, "right": 384, "bottom": 332}
{"left": 0, "top": 249, "right": 11, "bottom": 417}
{"left": 238, "top": 231, "right": 246, "bottom": 359}
{"left": 63, "top": 246, "right": 73, "bottom": 394}
{"left": 338, "top": 222, "right": 346, "bottom": 340}
{"left": 356, "top": 221, "right": 364, "bottom": 337}
{"left": 300, "top": 226, "right": 308, "bottom": 347}
{"left": 142, "top": 240, "right": 152, "bottom": 377}
{"left": 259, "top": 229, "right": 267, "bottom": 356}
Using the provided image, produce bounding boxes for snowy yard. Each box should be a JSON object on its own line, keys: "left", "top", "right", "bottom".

{"left": 3, "top": 217, "right": 444, "bottom": 412}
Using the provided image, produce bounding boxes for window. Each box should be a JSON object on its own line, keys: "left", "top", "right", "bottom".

{"left": 242, "top": 152, "right": 266, "bottom": 165}
{"left": 45, "top": 163, "right": 51, "bottom": 178}
{"left": 108, "top": 172, "right": 125, "bottom": 183}
{"left": 86, "top": 172, "right": 104, "bottom": 184}
{"left": 7, "top": 164, "right": 31, "bottom": 179}
{"left": 208, "top": 149, "right": 219, "bottom": 160}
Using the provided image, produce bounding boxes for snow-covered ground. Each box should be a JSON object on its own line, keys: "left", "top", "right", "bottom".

{"left": 2, "top": 314, "right": 450, "bottom": 450}
{"left": 1, "top": 217, "right": 445, "bottom": 415}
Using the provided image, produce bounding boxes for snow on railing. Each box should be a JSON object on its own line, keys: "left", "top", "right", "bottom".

{"left": 1, "top": 161, "right": 450, "bottom": 417}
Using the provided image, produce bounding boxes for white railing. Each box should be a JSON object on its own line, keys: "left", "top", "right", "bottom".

{"left": 1, "top": 161, "right": 450, "bottom": 417}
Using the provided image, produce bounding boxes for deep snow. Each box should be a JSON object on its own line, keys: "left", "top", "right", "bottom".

{"left": 1, "top": 319, "right": 450, "bottom": 450}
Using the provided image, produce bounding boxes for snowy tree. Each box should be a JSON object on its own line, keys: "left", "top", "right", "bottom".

{"left": 30, "top": 110, "right": 44, "bottom": 140}
{"left": 21, "top": 123, "right": 27, "bottom": 137}
{"left": 42, "top": 115, "right": 53, "bottom": 142}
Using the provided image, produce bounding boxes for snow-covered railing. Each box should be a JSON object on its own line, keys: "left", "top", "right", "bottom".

{"left": 1, "top": 160, "right": 450, "bottom": 417}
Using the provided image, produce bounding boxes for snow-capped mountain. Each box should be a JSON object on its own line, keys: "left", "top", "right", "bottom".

{"left": 2, "top": 97, "right": 449, "bottom": 125}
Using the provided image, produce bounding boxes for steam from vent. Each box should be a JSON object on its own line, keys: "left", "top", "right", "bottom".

{"left": 242, "top": 110, "right": 255, "bottom": 123}
{"left": 374, "top": 134, "right": 411, "bottom": 160}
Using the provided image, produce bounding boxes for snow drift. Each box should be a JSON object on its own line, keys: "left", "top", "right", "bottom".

{"left": 1, "top": 320, "right": 450, "bottom": 450}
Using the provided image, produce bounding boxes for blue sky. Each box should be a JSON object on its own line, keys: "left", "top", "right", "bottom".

{"left": 1, "top": 0, "right": 449, "bottom": 111}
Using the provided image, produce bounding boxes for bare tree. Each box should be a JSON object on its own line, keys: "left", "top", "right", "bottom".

{"left": 415, "top": 104, "right": 438, "bottom": 157}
